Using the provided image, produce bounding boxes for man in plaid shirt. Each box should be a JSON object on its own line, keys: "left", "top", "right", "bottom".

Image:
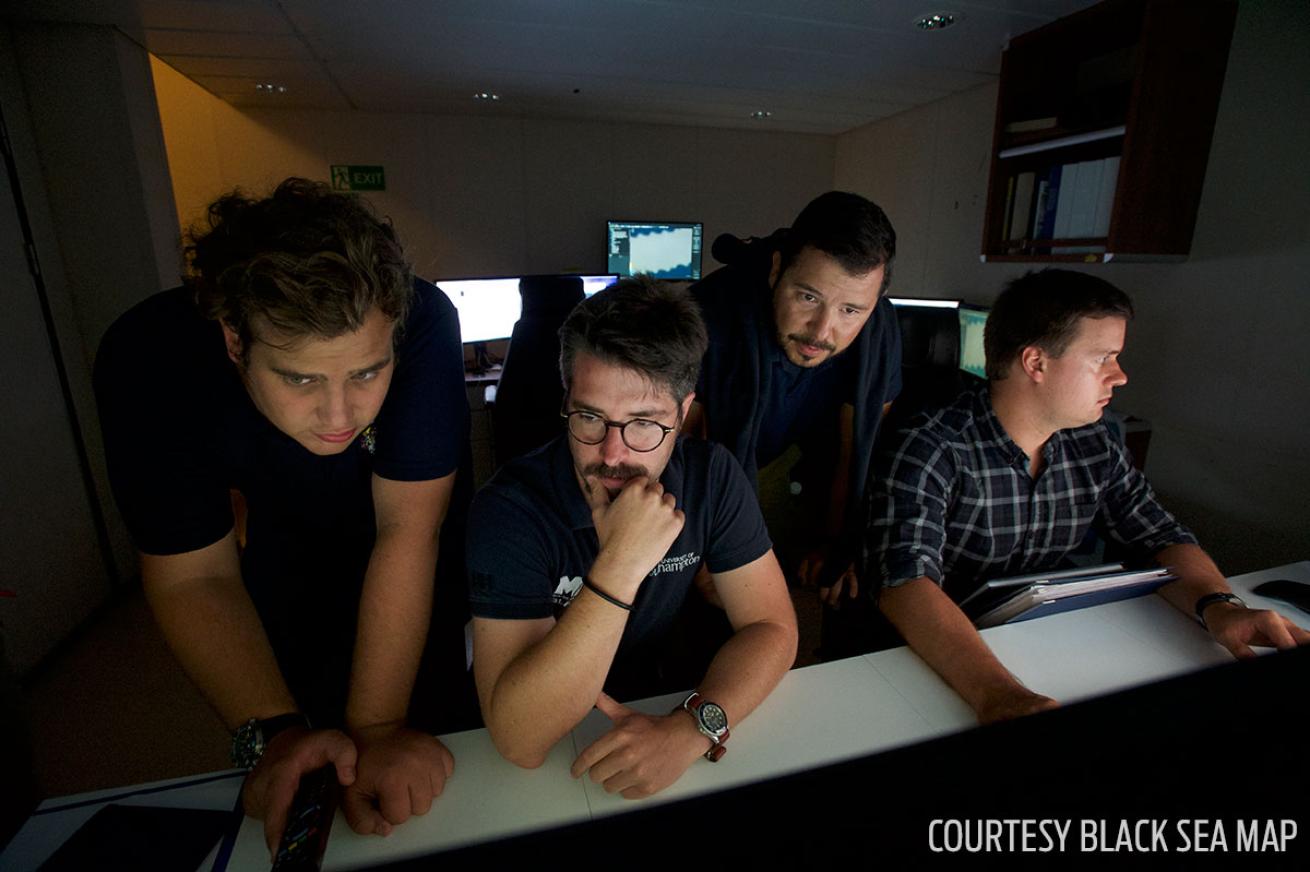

{"left": 868, "top": 269, "right": 1308, "bottom": 724}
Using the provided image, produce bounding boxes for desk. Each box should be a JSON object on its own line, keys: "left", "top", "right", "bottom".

{"left": 5, "top": 563, "right": 1307, "bottom": 870}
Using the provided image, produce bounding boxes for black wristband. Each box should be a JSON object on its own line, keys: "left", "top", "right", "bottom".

{"left": 583, "top": 576, "right": 633, "bottom": 611}
{"left": 1194, "top": 592, "right": 1246, "bottom": 629}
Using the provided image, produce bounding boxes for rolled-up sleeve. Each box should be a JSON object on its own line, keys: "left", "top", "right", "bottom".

{"left": 867, "top": 429, "right": 957, "bottom": 590}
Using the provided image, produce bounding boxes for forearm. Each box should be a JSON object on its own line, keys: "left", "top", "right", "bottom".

{"left": 346, "top": 526, "right": 439, "bottom": 730}
{"left": 484, "top": 587, "right": 632, "bottom": 767}
{"left": 1153, "top": 543, "right": 1229, "bottom": 620}
{"left": 693, "top": 618, "right": 796, "bottom": 730}
{"left": 143, "top": 566, "right": 295, "bottom": 729}
{"left": 878, "top": 577, "right": 1029, "bottom": 715}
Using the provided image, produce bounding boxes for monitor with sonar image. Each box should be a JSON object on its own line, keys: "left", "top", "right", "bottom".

{"left": 436, "top": 274, "right": 618, "bottom": 345}
{"left": 607, "top": 220, "right": 703, "bottom": 280}
{"left": 958, "top": 304, "right": 989, "bottom": 380}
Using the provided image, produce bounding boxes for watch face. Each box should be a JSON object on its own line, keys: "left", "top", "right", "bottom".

{"left": 231, "top": 720, "right": 264, "bottom": 769}
{"left": 699, "top": 702, "right": 727, "bottom": 734}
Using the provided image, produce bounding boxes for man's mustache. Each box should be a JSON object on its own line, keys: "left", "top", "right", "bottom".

{"left": 583, "top": 462, "right": 648, "bottom": 481}
{"left": 787, "top": 334, "right": 837, "bottom": 352}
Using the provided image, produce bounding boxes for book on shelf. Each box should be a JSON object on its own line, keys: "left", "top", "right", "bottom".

{"left": 1032, "top": 164, "right": 1063, "bottom": 240}
{"left": 1004, "top": 116, "right": 1059, "bottom": 134}
{"left": 1091, "top": 155, "right": 1120, "bottom": 237}
{"left": 1007, "top": 172, "right": 1036, "bottom": 242}
{"left": 1001, "top": 175, "right": 1015, "bottom": 241}
{"left": 959, "top": 563, "right": 1175, "bottom": 629}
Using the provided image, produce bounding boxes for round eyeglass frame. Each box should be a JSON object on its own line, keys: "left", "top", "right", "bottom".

{"left": 560, "top": 409, "right": 676, "bottom": 453}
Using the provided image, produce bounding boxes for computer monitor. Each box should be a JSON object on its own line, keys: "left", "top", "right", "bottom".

{"left": 436, "top": 274, "right": 618, "bottom": 344}
{"left": 958, "top": 304, "right": 989, "bottom": 380}
{"left": 607, "top": 221, "right": 703, "bottom": 280}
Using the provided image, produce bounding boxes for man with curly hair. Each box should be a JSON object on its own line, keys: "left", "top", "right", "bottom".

{"left": 95, "top": 179, "right": 470, "bottom": 854}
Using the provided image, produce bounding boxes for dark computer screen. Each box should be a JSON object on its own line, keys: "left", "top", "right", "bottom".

{"left": 436, "top": 274, "right": 618, "bottom": 344}
{"left": 606, "top": 221, "right": 703, "bottom": 280}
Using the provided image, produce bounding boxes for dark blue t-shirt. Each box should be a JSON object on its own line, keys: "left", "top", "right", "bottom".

{"left": 753, "top": 341, "right": 857, "bottom": 468}
{"left": 466, "top": 435, "right": 771, "bottom": 696}
{"left": 94, "top": 279, "right": 470, "bottom": 721}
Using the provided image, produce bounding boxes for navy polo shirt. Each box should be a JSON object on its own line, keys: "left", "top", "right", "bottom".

{"left": 467, "top": 435, "right": 771, "bottom": 691}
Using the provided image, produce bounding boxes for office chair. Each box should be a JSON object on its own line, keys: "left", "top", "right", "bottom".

{"left": 491, "top": 275, "right": 585, "bottom": 468}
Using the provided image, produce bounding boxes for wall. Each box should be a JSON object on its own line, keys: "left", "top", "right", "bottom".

{"left": 150, "top": 57, "right": 836, "bottom": 282}
{"left": 1, "top": 24, "right": 146, "bottom": 673}
{"left": 836, "top": 0, "right": 1310, "bottom": 573}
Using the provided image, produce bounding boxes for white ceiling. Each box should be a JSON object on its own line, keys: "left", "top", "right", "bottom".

{"left": 6, "top": 0, "right": 1099, "bottom": 134}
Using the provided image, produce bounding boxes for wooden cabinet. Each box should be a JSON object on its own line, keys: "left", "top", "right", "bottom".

{"left": 981, "top": 0, "right": 1237, "bottom": 263}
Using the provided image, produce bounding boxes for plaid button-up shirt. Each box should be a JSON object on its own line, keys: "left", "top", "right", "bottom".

{"left": 867, "top": 387, "right": 1196, "bottom": 603}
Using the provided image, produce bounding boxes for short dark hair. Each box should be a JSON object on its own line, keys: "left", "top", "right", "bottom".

{"left": 985, "top": 269, "right": 1135, "bottom": 381}
{"left": 187, "top": 178, "right": 413, "bottom": 357}
{"left": 778, "top": 191, "right": 896, "bottom": 293}
{"left": 558, "top": 276, "right": 708, "bottom": 403}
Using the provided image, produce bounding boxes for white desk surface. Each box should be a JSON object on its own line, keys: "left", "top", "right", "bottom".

{"left": 5, "top": 561, "right": 1307, "bottom": 871}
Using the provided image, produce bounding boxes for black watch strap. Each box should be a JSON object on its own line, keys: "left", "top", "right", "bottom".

{"left": 1194, "top": 592, "right": 1246, "bottom": 629}
{"left": 231, "top": 712, "right": 310, "bottom": 769}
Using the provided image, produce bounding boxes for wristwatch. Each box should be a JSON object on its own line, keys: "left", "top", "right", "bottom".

{"left": 679, "top": 692, "right": 730, "bottom": 762}
{"left": 230, "top": 713, "right": 310, "bottom": 769}
{"left": 1194, "top": 591, "right": 1246, "bottom": 630}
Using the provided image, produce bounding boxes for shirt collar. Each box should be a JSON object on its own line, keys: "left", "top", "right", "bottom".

{"left": 973, "top": 386, "right": 1071, "bottom": 469}
{"left": 973, "top": 386, "right": 1029, "bottom": 468}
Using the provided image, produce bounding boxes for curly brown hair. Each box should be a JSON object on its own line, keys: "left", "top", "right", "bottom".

{"left": 187, "top": 178, "right": 413, "bottom": 358}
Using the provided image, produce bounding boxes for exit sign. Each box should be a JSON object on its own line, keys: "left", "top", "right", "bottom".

{"left": 330, "top": 165, "right": 386, "bottom": 191}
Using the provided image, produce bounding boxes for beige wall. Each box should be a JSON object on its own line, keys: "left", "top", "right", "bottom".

{"left": 150, "top": 57, "right": 835, "bottom": 283}
{"left": 836, "top": 0, "right": 1310, "bottom": 573}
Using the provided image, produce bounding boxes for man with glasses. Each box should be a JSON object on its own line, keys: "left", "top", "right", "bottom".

{"left": 465, "top": 276, "right": 797, "bottom": 796}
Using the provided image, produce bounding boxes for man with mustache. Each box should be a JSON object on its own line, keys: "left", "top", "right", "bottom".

{"left": 466, "top": 277, "right": 797, "bottom": 796}
{"left": 868, "top": 269, "right": 1309, "bottom": 724}
{"left": 687, "top": 192, "right": 901, "bottom": 626}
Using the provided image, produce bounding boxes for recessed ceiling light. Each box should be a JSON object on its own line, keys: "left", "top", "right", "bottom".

{"left": 255, "top": 83, "right": 287, "bottom": 93}
{"left": 750, "top": 110, "right": 773, "bottom": 120}
{"left": 914, "top": 12, "right": 957, "bottom": 31}
{"left": 473, "top": 91, "right": 500, "bottom": 102}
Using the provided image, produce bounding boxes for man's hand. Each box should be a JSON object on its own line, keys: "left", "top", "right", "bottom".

{"left": 587, "top": 477, "right": 685, "bottom": 591}
{"left": 341, "top": 722, "right": 455, "bottom": 837}
{"left": 975, "top": 688, "right": 1060, "bottom": 726}
{"left": 241, "top": 727, "right": 357, "bottom": 858}
{"left": 1203, "top": 604, "right": 1310, "bottom": 659}
{"left": 796, "top": 545, "right": 858, "bottom": 609}
{"left": 570, "top": 692, "right": 709, "bottom": 799}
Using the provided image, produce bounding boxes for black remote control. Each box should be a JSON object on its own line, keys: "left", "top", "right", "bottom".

{"left": 271, "top": 765, "right": 338, "bottom": 871}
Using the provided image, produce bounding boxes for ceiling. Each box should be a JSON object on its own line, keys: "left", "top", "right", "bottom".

{"left": 6, "top": 0, "right": 1099, "bottom": 135}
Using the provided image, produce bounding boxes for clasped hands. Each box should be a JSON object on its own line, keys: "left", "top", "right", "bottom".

{"left": 796, "top": 542, "right": 860, "bottom": 609}
{"left": 242, "top": 721, "right": 454, "bottom": 858}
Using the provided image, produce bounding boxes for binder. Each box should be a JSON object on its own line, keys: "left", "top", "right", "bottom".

{"left": 964, "top": 565, "right": 1175, "bottom": 629}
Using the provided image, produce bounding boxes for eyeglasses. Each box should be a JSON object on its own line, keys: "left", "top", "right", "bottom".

{"left": 560, "top": 409, "right": 676, "bottom": 453}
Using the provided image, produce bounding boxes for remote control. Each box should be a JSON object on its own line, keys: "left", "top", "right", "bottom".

{"left": 271, "top": 765, "right": 337, "bottom": 871}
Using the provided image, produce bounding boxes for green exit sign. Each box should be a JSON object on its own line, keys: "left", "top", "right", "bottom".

{"left": 330, "top": 165, "right": 386, "bottom": 191}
